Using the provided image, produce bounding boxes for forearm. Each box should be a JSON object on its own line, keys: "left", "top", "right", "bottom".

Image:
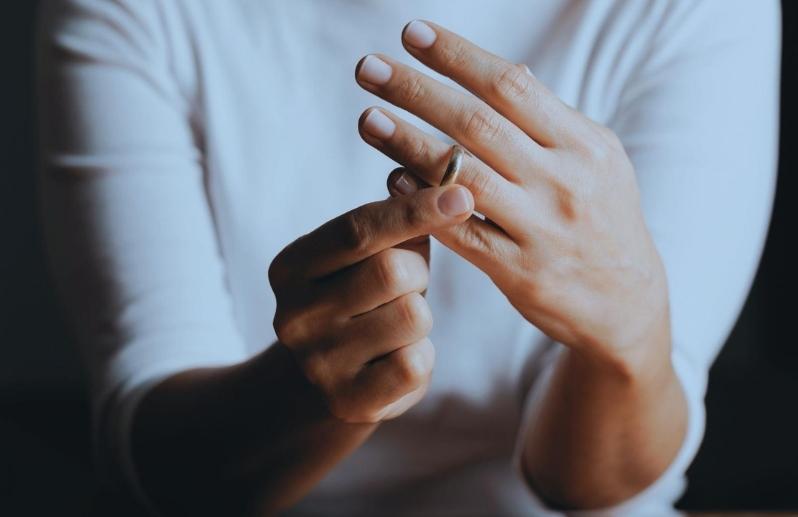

{"left": 520, "top": 315, "right": 688, "bottom": 510}
{"left": 130, "top": 342, "right": 377, "bottom": 516}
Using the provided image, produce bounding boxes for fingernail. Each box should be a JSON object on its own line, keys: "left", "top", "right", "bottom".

{"left": 437, "top": 186, "right": 472, "bottom": 216}
{"left": 362, "top": 109, "right": 396, "bottom": 140}
{"left": 393, "top": 171, "right": 417, "bottom": 195}
{"left": 357, "top": 55, "right": 393, "bottom": 85}
{"left": 403, "top": 20, "right": 437, "bottom": 49}
{"left": 522, "top": 64, "right": 534, "bottom": 77}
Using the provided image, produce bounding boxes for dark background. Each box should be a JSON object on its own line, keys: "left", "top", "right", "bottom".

{"left": 1, "top": 2, "right": 795, "bottom": 515}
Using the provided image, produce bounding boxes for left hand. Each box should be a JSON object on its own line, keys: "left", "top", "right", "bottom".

{"left": 355, "top": 20, "right": 671, "bottom": 369}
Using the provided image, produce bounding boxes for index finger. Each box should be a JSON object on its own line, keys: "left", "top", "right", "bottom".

{"left": 276, "top": 184, "right": 474, "bottom": 280}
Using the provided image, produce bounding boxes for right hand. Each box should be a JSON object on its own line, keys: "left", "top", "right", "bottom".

{"left": 268, "top": 175, "right": 474, "bottom": 423}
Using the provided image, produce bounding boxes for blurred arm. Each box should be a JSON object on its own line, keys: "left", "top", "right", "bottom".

{"left": 36, "top": 1, "right": 373, "bottom": 514}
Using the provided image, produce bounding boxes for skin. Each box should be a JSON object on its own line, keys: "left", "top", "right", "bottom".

{"left": 131, "top": 180, "right": 475, "bottom": 514}
{"left": 355, "top": 20, "right": 687, "bottom": 508}
{"left": 130, "top": 19, "right": 688, "bottom": 515}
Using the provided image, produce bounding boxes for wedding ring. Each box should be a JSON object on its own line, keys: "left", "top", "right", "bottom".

{"left": 440, "top": 144, "right": 467, "bottom": 186}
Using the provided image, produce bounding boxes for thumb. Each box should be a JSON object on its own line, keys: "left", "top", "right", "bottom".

{"left": 388, "top": 168, "right": 514, "bottom": 284}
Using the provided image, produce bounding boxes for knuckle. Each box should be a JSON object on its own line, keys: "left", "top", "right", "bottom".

{"left": 550, "top": 176, "right": 593, "bottom": 224}
{"left": 458, "top": 220, "right": 496, "bottom": 255}
{"left": 578, "top": 137, "right": 614, "bottom": 167}
{"left": 439, "top": 39, "right": 471, "bottom": 72}
{"left": 409, "top": 134, "right": 433, "bottom": 165}
{"left": 398, "top": 292, "right": 433, "bottom": 336}
{"left": 341, "top": 208, "right": 372, "bottom": 253}
{"left": 273, "top": 310, "right": 306, "bottom": 346}
{"left": 552, "top": 181, "right": 578, "bottom": 222}
{"left": 464, "top": 167, "right": 499, "bottom": 202}
{"left": 400, "top": 198, "right": 427, "bottom": 231}
{"left": 349, "top": 400, "right": 382, "bottom": 424}
{"left": 393, "top": 349, "right": 425, "bottom": 387}
{"left": 491, "top": 64, "right": 533, "bottom": 103}
{"left": 460, "top": 106, "right": 502, "bottom": 143}
{"left": 396, "top": 75, "right": 427, "bottom": 105}
{"left": 374, "top": 249, "right": 408, "bottom": 292}
{"left": 302, "top": 350, "right": 331, "bottom": 387}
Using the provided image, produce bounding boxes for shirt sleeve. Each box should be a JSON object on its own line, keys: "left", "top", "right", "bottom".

{"left": 511, "top": 0, "right": 781, "bottom": 514}
{"left": 36, "top": 0, "right": 249, "bottom": 512}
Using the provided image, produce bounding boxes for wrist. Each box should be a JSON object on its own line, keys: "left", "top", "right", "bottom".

{"left": 245, "top": 342, "right": 332, "bottom": 427}
{"left": 569, "top": 303, "right": 674, "bottom": 388}
{"left": 590, "top": 254, "right": 673, "bottom": 383}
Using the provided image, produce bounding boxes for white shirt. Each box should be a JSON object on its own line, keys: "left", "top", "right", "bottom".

{"left": 36, "top": 1, "right": 780, "bottom": 515}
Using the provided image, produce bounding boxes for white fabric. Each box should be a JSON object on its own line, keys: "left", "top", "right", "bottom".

{"left": 36, "top": 0, "right": 780, "bottom": 515}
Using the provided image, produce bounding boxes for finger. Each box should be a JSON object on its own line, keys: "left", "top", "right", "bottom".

{"left": 382, "top": 169, "right": 432, "bottom": 278}
{"left": 355, "top": 53, "right": 547, "bottom": 181}
{"left": 387, "top": 168, "right": 520, "bottom": 279}
{"left": 386, "top": 174, "right": 431, "bottom": 299}
{"left": 393, "top": 234, "right": 430, "bottom": 273}
{"left": 376, "top": 382, "right": 429, "bottom": 421}
{"left": 317, "top": 247, "right": 429, "bottom": 318}
{"left": 334, "top": 291, "right": 433, "bottom": 367}
{"left": 280, "top": 182, "right": 474, "bottom": 280}
{"left": 359, "top": 106, "right": 533, "bottom": 237}
{"left": 353, "top": 337, "right": 435, "bottom": 416}
{"left": 387, "top": 167, "right": 492, "bottom": 232}
{"left": 400, "top": 20, "right": 579, "bottom": 148}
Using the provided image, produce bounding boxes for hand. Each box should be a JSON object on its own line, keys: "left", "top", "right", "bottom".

{"left": 268, "top": 182, "right": 474, "bottom": 422}
{"left": 355, "top": 20, "right": 671, "bottom": 369}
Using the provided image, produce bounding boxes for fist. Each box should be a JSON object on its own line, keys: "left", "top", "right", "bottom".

{"left": 268, "top": 182, "right": 474, "bottom": 422}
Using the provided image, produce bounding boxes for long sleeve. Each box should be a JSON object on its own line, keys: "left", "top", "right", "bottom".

{"left": 511, "top": 0, "right": 781, "bottom": 514}
{"left": 36, "top": 0, "right": 249, "bottom": 508}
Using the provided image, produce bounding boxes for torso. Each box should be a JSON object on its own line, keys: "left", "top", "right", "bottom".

{"left": 154, "top": 1, "right": 660, "bottom": 513}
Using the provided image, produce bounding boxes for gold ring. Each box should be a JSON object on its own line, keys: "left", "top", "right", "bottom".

{"left": 440, "top": 144, "right": 467, "bottom": 186}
